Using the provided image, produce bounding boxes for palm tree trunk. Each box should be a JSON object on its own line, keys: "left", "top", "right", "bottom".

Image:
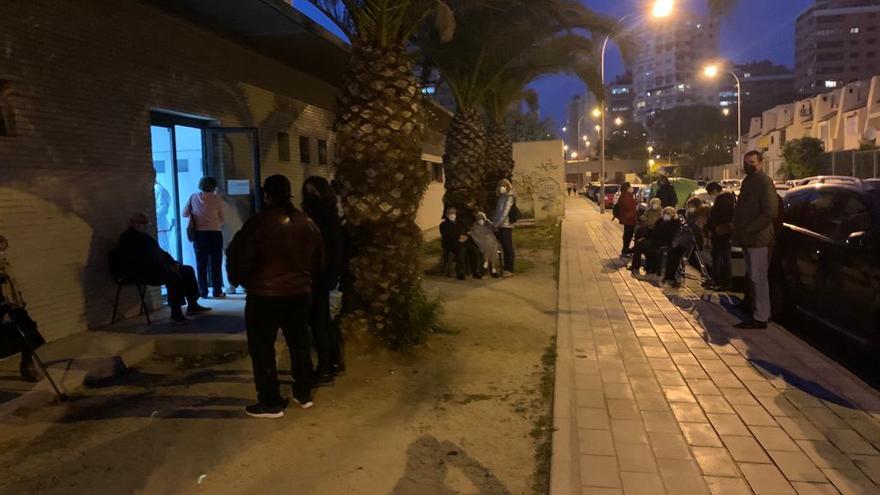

{"left": 335, "top": 43, "right": 438, "bottom": 348}
{"left": 484, "top": 121, "right": 514, "bottom": 211}
{"left": 443, "top": 108, "right": 487, "bottom": 218}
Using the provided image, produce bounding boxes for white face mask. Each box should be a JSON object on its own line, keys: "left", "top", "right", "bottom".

{"left": 477, "top": 219, "right": 485, "bottom": 225}
{"left": 687, "top": 208, "right": 695, "bottom": 214}
{"left": 499, "top": 187, "right": 508, "bottom": 194}
{"left": 652, "top": 204, "right": 660, "bottom": 210}
{"left": 447, "top": 214, "right": 456, "bottom": 222}
{"left": 662, "top": 214, "right": 672, "bottom": 221}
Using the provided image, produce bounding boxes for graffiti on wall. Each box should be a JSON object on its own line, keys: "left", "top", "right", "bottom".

{"left": 512, "top": 159, "right": 563, "bottom": 220}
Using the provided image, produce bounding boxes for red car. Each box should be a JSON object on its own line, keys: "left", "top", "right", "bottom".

{"left": 597, "top": 184, "right": 620, "bottom": 208}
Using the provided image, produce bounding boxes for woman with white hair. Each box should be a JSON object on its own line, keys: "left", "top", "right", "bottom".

{"left": 470, "top": 211, "right": 501, "bottom": 278}
{"left": 492, "top": 179, "right": 517, "bottom": 277}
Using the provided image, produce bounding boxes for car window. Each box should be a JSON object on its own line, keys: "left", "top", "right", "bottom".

{"left": 792, "top": 191, "right": 838, "bottom": 238}
{"left": 835, "top": 193, "right": 872, "bottom": 240}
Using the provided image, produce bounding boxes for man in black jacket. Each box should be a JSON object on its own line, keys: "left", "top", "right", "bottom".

{"left": 656, "top": 175, "right": 678, "bottom": 208}
{"left": 439, "top": 206, "right": 481, "bottom": 280}
{"left": 115, "top": 213, "right": 210, "bottom": 324}
{"left": 705, "top": 182, "right": 736, "bottom": 290}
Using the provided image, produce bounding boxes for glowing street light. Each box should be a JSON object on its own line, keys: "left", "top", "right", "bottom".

{"left": 597, "top": 0, "right": 675, "bottom": 215}
{"left": 562, "top": 126, "right": 567, "bottom": 132}
{"left": 592, "top": 108, "right": 602, "bottom": 118}
{"left": 652, "top": 0, "right": 674, "bottom": 18}
{"left": 563, "top": 144, "right": 569, "bottom": 151}
{"left": 722, "top": 108, "right": 731, "bottom": 116}
{"left": 647, "top": 146, "right": 654, "bottom": 153}
{"left": 703, "top": 62, "right": 743, "bottom": 166}
{"left": 594, "top": 125, "right": 601, "bottom": 132}
{"left": 571, "top": 151, "right": 579, "bottom": 159}
{"left": 614, "top": 117, "right": 624, "bottom": 126}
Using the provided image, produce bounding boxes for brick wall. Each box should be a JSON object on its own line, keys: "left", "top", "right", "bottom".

{"left": 0, "top": 0, "right": 337, "bottom": 341}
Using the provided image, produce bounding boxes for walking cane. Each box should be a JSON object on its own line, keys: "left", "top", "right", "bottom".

{"left": 0, "top": 236, "right": 68, "bottom": 401}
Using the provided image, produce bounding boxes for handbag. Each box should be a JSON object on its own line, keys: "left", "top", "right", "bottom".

{"left": 508, "top": 199, "right": 521, "bottom": 223}
{"left": 186, "top": 196, "right": 197, "bottom": 242}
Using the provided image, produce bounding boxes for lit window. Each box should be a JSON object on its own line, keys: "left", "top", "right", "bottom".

{"left": 851, "top": 27, "right": 860, "bottom": 34}
{"left": 825, "top": 80, "right": 838, "bottom": 88}
{"left": 743, "top": 72, "right": 752, "bottom": 78}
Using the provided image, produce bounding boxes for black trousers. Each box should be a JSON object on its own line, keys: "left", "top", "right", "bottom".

{"left": 310, "top": 284, "right": 343, "bottom": 374}
{"left": 455, "top": 240, "right": 481, "bottom": 276}
{"left": 164, "top": 264, "right": 200, "bottom": 308}
{"left": 497, "top": 228, "right": 515, "bottom": 272}
{"left": 622, "top": 224, "right": 636, "bottom": 255}
{"left": 711, "top": 235, "right": 732, "bottom": 287}
{"left": 245, "top": 294, "right": 313, "bottom": 404}
{"left": 665, "top": 246, "right": 688, "bottom": 281}
{"left": 194, "top": 230, "right": 224, "bottom": 297}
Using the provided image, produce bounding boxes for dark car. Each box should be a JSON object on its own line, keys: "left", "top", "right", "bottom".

{"left": 772, "top": 181, "right": 880, "bottom": 351}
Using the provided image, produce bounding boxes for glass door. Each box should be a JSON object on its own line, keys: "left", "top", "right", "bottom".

{"left": 205, "top": 128, "right": 262, "bottom": 265}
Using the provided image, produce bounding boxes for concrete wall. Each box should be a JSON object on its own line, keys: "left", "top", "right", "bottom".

{"left": 512, "top": 140, "right": 566, "bottom": 220}
{"left": 0, "top": 0, "right": 340, "bottom": 341}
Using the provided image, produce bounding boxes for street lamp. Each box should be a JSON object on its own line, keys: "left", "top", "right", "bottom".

{"left": 592, "top": 108, "right": 602, "bottom": 118}
{"left": 571, "top": 151, "right": 579, "bottom": 159}
{"left": 703, "top": 63, "right": 742, "bottom": 168}
{"left": 598, "top": 0, "right": 674, "bottom": 214}
{"left": 614, "top": 117, "right": 624, "bottom": 126}
{"left": 722, "top": 108, "right": 731, "bottom": 117}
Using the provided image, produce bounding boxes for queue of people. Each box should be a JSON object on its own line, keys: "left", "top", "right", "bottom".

{"left": 113, "top": 174, "right": 347, "bottom": 418}
{"left": 617, "top": 150, "right": 779, "bottom": 330}
{"left": 439, "top": 179, "right": 518, "bottom": 280}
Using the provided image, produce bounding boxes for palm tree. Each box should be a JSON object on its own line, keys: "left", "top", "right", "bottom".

{"left": 419, "top": 0, "right": 612, "bottom": 216}
{"left": 304, "top": 1, "right": 453, "bottom": 348}
{"left": 482, "top": 34, "right": 604, "bottom": 205}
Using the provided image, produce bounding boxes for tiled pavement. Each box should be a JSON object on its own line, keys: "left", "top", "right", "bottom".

{"left": 551, "top": 198, "right": 880, "bottom": 495}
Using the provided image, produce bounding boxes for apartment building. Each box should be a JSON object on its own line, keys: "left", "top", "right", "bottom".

{"left": 795, "top": 0, "right": 880, "bottom": 96}
{"left": 632, "top": 13, "right": 720, "bottom": 124}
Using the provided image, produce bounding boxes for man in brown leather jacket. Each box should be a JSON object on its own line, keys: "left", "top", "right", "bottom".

{"left": 227, "top": 175, "right": 325, "bottom": 418}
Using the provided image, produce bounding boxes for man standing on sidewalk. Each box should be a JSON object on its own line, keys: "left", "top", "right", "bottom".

{"left": 732, "top": 151, "right": 777, "bottom": 329}
{"left": 227, "top": 175, "right": 325, "bottom": 418}
{"left": 704, "top": 182, "right": 736, "bottom": 290}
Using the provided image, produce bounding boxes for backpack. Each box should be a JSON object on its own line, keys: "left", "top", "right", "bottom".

{"left": 508, "top": 199, "right": 521, "bottom": 223}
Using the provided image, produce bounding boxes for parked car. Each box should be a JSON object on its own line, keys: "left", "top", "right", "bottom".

{"left": 796, "top": 175, "right": 860, "bottom": 186}
{"left": 721, "top": 179, "right": 742, "bottom": 190}
{"left": 599, "top": 184, "right": 620, "bottom": 208}
{"left": 772, "top": 181, "right": 880, "bottom": 351}
{"left": 586, "top": 182, "right": 602, "bottom": 200}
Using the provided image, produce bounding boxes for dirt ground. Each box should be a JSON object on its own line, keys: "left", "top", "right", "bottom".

{"left": 0, "top": 225, "right": 559, "bottom": 495}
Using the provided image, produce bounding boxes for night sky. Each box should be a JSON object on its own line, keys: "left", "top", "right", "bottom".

{"left": 293, "top": 0, "right": 814, "bottom": 127}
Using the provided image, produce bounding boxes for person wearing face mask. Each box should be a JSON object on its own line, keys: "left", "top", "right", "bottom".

{"left": 664, "top": 205, "right": 711, "bottom": 287}
{"left": 440, "top": 206, "right": 481, "bottom": 280}
{"left": 630, "top": 207, "right": 680, "bottom": 275}
{"left": 704, "top": 181, "right": 736, "bottom": 290}
{"left": 732, "top": 151, "right": 778, "bottom": 330}
{"left": 470, "top": 211, "right": 501, "bottom": 277}
{"left": 636, "top": 198, "right": 663, "bottom": 238}
{"left": 114, "top": 212, "right": 211, "bottom": 324}
{"left": 616, "top": 182, "right": 639, "bottom": 257}
{"left": 492, "top": 179, "right": 517, "bottom": 277}
{"left": 302, "top": 176, "right": 345, "bottom": 384}
{"left": 227, "top": 175, "right": 325, "bottom": 417}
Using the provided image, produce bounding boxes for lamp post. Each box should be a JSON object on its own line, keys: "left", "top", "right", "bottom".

{"left": 598, "top": 0, "right": 673, "bottom": 214}
{"left": 704, "top": 64, "right": 743, "bottom": 169}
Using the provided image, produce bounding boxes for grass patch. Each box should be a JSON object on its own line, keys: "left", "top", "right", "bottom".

{"left": 514, "top": 218, "right": 561, "bottom": 251}
{"left": 532, "top": 336, "right": 557, "bottom": 495}
{"left": 515, "top": 257, "right": 536, "bottom": 274}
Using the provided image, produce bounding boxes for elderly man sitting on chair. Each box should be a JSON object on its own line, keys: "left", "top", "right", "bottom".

{"left": 116, "top": 213, "right": 211, "bottom": 324}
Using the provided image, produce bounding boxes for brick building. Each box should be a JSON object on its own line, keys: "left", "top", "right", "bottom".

{"left": 0, "top": 0, "right": 447, "bottom": 342}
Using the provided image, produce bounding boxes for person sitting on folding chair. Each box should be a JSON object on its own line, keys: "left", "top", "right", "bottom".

{"left": 663, "top": 204, "right": 711, "bottom": 288}
{"left": 0, "top": 235, "right": 42, "bottom": 381}
{"left": 630, "top": 207, "right": 680, "bottom": 276}
{"left": 116, "top": 213, "right": 211, "bottom": 324}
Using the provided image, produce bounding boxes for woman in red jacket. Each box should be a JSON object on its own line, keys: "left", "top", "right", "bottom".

{"left": 617, "top": 182, "right": 639, "bottom": 257}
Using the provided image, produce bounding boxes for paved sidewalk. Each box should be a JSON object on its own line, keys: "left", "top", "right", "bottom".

{"left": 552, "top": 198, "right": 880, "bottom": 495}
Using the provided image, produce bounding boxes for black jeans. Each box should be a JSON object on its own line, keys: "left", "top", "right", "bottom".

{"left": 711, "top": 235, "right": 732, "bottom": 287}
{"left": 622, "top": 224, "right": 636, "bottom": 255}
{"left": 497, "top": 228, "right": 515, "bottom": 272}
{"left": 194, "top": 230, "right": 223, "bottom": 297}
{"left": 245, "top": 294, "right": 313, "bottom": 404}
{"left": 164, "top": 264, "right": 200, "bottom": 308}
{"left": 453, "top": 240, "right": 481, "bottom": 277}
{"left": 311, "top": 283, "right": 343, "bottom": 374}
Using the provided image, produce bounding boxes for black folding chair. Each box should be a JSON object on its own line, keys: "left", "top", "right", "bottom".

{"left": 108, "top": 248, "right": 152, "bottom": 325}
